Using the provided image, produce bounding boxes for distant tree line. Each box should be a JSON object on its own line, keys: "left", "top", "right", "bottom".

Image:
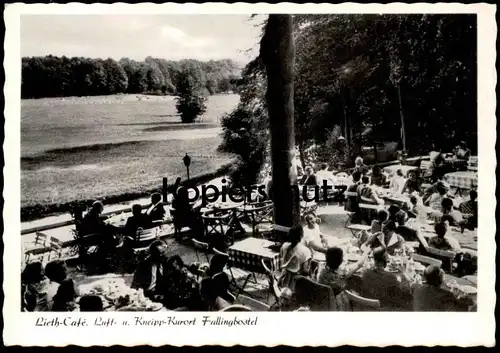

{"left": 21, "top": 55, "right": 242, "bottom": 99}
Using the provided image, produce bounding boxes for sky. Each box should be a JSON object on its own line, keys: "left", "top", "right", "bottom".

{"left": 21, "top": 15, "right": 265, "bottom": 65}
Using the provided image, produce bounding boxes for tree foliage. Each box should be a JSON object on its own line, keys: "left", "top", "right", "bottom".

{"left": 175, "top": 72, "right": 208, "bottom": 123}
{"left": 220, "top": 14, "right": 477, "bottom": 180}
{"left": 21, "top": 56, "right": 242, "bottom": 98}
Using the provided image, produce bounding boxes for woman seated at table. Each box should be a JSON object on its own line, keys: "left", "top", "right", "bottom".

{"left": 278, "top": 226, "right": 313, "bottom": 289}
{"left": 389, "top": 169, "right": 406, "bottom": 194}
{"left": 125, "top": 204, "right": 154, "bottom": 236}
{"left": 22, "top": 261, "right": 51, "bottom": 312}
{"left": 412, "top": 265, "right": 466, "bottom": 311}
{"left": 454, "top": 141, "right": 471, "bottom": 160}
{"left": 358, "top": 176, "right": 384, "bottom": 205}
{"left": 428, "top": 221, "right": 461, "bottom": 252}
{"left": 370, "top": 166, "right": 387, "bottom": 187}
{"left": 300, "top": 166, "right": 318, "bottom": 186}
{"left": 401, "top": 171, "right": 422, "bottom": 195}
{"left": 52, "top": 278, "right": 78, "bottom": 312}
{"left": 430, "top": 198, "right": 464, "bottom": 226}
{"left": 200, "top": 254, "right": 236, "bottom": 310}
{"left": 318, "top": 247, "right": 368, "bottom": 311}
{"left": 388, "top": 205, "right": 408, "bottom": 227}
{"left": 362, "top": 221, "right": 406, "bottom": 256}
{"left": 426, "top": 182, "right": 449, "bottom": 210}
{"left": 353, "top": 156, "right": 369, "bottom": 176}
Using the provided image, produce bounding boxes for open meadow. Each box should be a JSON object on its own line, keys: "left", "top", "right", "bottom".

{"left": 21, "top": 94, "right": 239, "bottom": 218}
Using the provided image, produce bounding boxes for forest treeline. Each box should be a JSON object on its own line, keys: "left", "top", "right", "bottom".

{"left": 21, "top": 55, "right": 242, "bottom": 98}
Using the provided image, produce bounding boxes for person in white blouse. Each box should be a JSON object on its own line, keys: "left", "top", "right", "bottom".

{"left": 315, "top": 163, "right": 336, "bottom": 187}
{"left": 389, "top": 169, "right": 406, "bottom": 194}
{"left": 302, "top": 212, "right": 350, "bottom": 254}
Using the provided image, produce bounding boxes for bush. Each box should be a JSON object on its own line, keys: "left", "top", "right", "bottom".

{"left": 175, "top": 75, "right": 207, "bottom": 123}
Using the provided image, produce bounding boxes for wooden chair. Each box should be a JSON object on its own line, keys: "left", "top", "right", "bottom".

{"left": 202, "top": 212, "right": 231, "bottom": 243}
{"left": 425, "top": 247, "right": 456, "bottom": 273}
{"left": 192, "top": 238, "right": 211, "bottom": 263}
{"left": 219, "top": 304, "right": 253, "bottom": 312}
{"left": 24, "top": 232, "right": 51, "bottom": 263}
{"left": 411, "top": 253, "right": 443, "bottom": 268}
{"left": 236, "top": 294, "right": 270, "bottom": 311}
{"left": 213, "top": 248, "right": 252, "bottom": 296}
{"left": 347, "top": 224, "right": 371, "bottom": 238}
{"left": 294, "top": 275, "right": 335, "bottom": 311}
{"left": 344, "top": 290, "right": 381, "bottom": 311}
{"left": 261, "top": 258, "right": 282, "bottom": 305}
{"left": 344, "top": 191, "right": 359, "bottom": 227}
{"left": 420, "top": 160, "right": 433, "bottom": 181}
{"left": 467, "top": 156, "right": 478, "bottom": 171}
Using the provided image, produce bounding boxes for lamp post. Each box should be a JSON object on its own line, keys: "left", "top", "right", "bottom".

{"left": 183, "top": 153, "right": 191, "bottom": 180}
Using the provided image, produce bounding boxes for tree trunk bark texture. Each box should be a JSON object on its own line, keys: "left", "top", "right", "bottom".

{"left": 260, "top": 14, "right": 300, "bottom": 228}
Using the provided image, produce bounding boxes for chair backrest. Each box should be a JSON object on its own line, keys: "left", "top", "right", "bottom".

{"left": 213, "top": 248, "right": 230, "bottom": 258}
{"left": 261, "top": 259, "right": 282, "bottom": 299}
{"left": 49, "top": 237, "right": 64, "bottom": 250}
{"left": 294, "top": 275, "right": 334, "bottom": 311}
{"left": 192, "top": 238, "right": 210, "bottom": 251}
{"left": 35, "top": 232, "right": 49, "bottom": 246}
{"left": 219, "top": 304, "right": 253, "bottom": 312}
{"left": 468, "top": 156, "right": 478, "bottom": 170}
{"left": 344, "top": 289, "right": 381, "bottom": 310}
{"left": 426, "top": 247, "right": 456, "bottom": 259}
{"left": 411, "top": 253, "right": 443, "bottom": 268}
{"left": 236, "top": 294, "right": 270, "bottom": 311}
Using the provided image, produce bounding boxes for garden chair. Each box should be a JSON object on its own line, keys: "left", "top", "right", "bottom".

{"left": 344, "top": 290, "right": 381, "bottom": 311}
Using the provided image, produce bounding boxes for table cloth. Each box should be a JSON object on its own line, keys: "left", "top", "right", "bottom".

{"left": 228, "top": 237, "right": 281, "bottom": 274}
{"left": 444, "top": 171, "right": 478, "bottom": 190}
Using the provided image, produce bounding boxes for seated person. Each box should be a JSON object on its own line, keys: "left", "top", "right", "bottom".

{"left": 389, "top": 169, "right": 406, "bottom": 194}
{"left": 454, "top": 141, "right": 471, "bottom": 160}
{"left": 430, "top": 153, "right": 447, "bottom": 183}
{"left": 356, "top": 247, "right": 412, "bottom": 310}
{"left": 358, "top": 176, "right": 384, "bottom": 205}
{"left": 353, "top": 156, "right": 369, "bottom": 176}
{"left": 303, "top": 212, "right": 350, "bottom": 254}
{"left": 200, "top": 254, "right": 235, "bottom": 310}
{"left": 358, "top": 210, "right": 388, "bottom": 245}
{"left": 131, "top": 240, "right": 170, "bottom": 301}
{"left": 388, "top": 205, "right": 408, "bottom": 226}
{"left": 318, "top": 247, "right": 368, "bottom": 311}
{"left": 125, "top": 204, "right": 153, "bottom": 236}
{"left": 316, "top": 163, "right": 336, "bottom": 187}
{"left": 412, "top": 265, "right": 466, "bottom": 311}
{"left": 52, "top": 278, "right": 78, "bottom": 312}
{"left": 401, "top": 171, "right": 422, "bottom": 195}
{"left": 21, "top": 261, "right": 51, "bottom": 312}
{"left": 79, "top": 295, "right": 104, "bottom": 312}
{"left": 407, "top": 196, "right": 419, "bottom": 218}
{"left": 431, "top": 198, "right": 464, "bottom": 226}
{"left": 145, "top": 193, "right": 166, "bottom": 222}
{"left": 362, "top": 221, "right": 405, "bottom": 256}
{"left": 279, "top": 226, "right": 312, "bottom": 289}
{"left": 44, "top": 260, "right": 69, "bottom": 310}
{"left": 79, "top": 201, "right": 118, "bottom": 235}
{"left": 426, "top": 182, "right": 449, "bottom": 210}
{"left": 459, "top": 190, "right": 478, "bottom": 230}
{"left": 344, "top": 171, "right": 362, "bottom": 216}
{"left": 370, "top": 166, "right": 387, "bottom": 187}
{"left": 171, "top": 186, "right": 204, "bottom": 238}
{"left": 428, "top": 222, "right": 461, "bottom": 252}
{"left": 300, "top": 166, "right": 318, "bottom": 186}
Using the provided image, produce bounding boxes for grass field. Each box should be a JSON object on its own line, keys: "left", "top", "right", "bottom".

{"left": 21, "top": 94, "right": 239, "bottom": 216}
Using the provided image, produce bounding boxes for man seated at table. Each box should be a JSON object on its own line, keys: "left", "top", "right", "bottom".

{"left": 79, "top": 201, "right": 119, "bottom": 236}
{"left": 132, "top": 240, "right": 170, "bottom": 301}
{"left": 454, "top": 141, "right": 471, "bottom": 160}
{"left": 355, "top": 247, "right": 412, "bottom": 310}
{"left": 459, "top": 190, "right": 478, "bottom": 230}
{"left": 401, "top": 171, "right": 422, "bottom": 195}
{"left": 426, "top": 182, "right": 449, "bottom": 210}
{"left": 431, "top": 198, "right": 464, "bottom": 227}
{"left": 428, "top": 221, "right": 461, "bottom": 252}
{"left": 357, "top": 176, "right": 384, "bottom": 205}
{"left": 145, "top": 193, "right": 165, "bottom": 222}
{"left": 370, "top": 166, "right": 387, "bottom": 187}
{"left": 171, "top": 185, "right": 204, "bottom": 239}
{"left": 362, "top": 221, "right": 406, "bottom": 256}
{"left": 412, "top": 265, "right": 466, "bottom": 311}
{"left": 125, "top": 204, "right": 153, "bottom": 236}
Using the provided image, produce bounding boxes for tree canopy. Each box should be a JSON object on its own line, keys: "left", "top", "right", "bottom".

{"left": 220, "top": 14, "right": 477, "bottom": 183}
{"left": 21, "top": 55, "right": 242, "bottom": 98}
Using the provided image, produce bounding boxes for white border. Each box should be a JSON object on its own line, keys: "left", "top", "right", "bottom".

{"left": 3, "top": 3, "right": 497, "bottom": 347}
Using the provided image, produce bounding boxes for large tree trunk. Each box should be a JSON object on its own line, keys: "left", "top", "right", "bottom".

{"left": 397, "top": 83, "right": 406, "bottom": 151}
{"left": 260, "top": 15, "right": 300, "bottom": 228}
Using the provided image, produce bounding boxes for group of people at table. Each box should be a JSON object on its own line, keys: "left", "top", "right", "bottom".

{"left": 23, "top": 143, "right": 477, "bottom": 311}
